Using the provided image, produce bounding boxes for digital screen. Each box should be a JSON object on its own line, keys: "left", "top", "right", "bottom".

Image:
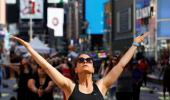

{"left": 135, "top": 0, "right": 150, "bottom": 9}
{"left": 157, "top": 0, "right": 170, "bottom": 38}
{"left": 157, "top": 21, "right": 170, "bottom": 37}
{"left": 135, "top": 0, "right": 150, "bottom": 36}
{"left": 85, "top": 0, "right": 107, "bottom": 34}
{"left": 157, "top": 0, "right": 170, "bottom": 19}
{"left": 97, "top": 52, "right": 107, "bottom": 58}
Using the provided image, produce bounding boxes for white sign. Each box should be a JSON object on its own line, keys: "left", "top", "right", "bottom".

{"left": 47, "top": 7, "right": 64, "bottom": 37}
{"left": 48, "top": 0, "right": 68, "bottom": 3}
{"left": 6, "top": 0, "right": 16, "bottom": 4}
{"left": 20, "top": 0, "right": 43, "bottom": 19}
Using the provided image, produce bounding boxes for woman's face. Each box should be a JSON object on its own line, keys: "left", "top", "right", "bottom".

{"left": 75, "top": 54, "right": 94, "bottom": 74}
{"left": 111, "top": 57, "right": 118, "bottom": 65}
{"left": 21, "top": 58, "right": 28, "bottom": 65}
{"left": 38, "top": 67, "right": 46, "bottom": 76}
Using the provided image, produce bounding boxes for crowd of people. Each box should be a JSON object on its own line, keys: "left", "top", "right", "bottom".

{"left": 0, "top": 33, "right": 170, "bottom": 100}
{"left": 0, "top": 46, "right": 74, "bottom": 100}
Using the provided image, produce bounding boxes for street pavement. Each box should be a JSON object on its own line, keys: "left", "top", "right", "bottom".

{"left": 0, "top": 78, "right": 169, "bottom": 100}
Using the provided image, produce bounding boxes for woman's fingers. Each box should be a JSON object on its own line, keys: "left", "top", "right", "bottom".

{"left": 142, "top": 32, "right": 150, "bottom": 38}
{"left": 134, "top": 34, "right": 145, "bottom": 43}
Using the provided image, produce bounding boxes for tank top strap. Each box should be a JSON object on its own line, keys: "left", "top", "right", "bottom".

{"left": 92, "top": 83, "right": 104, "bottom": 98}
{"left": 93, "top": 83, "right": 99, "bottom": 91}
{"left": 75, "top": 83, "right": 79, "bottom": 91}
{"left": 72, "top": 83, "right": 79, "bottom": 94}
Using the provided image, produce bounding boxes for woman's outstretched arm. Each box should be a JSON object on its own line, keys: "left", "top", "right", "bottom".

{"left": 11, "top": 36, "right": 74, "bottom": 93}
{"left": 98, "top": 33, "right": 147, "bottom": 95}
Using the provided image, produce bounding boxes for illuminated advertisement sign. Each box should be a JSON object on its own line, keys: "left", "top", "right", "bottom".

{"left": 20, "top": 0, "right": 43, "bottom": 19}
{"left": 157, "top": 0, "right": 170, "bottom": 38}
{"left": 157, "top": 21, "right": 170, "bottom": 37}
{"left": 135, "top": 0, "right": 151, "bottom": 36}
{"left": 85, "top": 0, "right": 107, "bottom": 34}
{"left": 157, "top": 0, "right": 170, "bottom": 19}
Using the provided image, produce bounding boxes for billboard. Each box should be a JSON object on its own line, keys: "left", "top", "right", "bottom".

{"left": 157, "top": 0, "right": 170, "bottom": 38}
{"left": 85, "top": 0, "right": 107, "bottom": 34}
{"left": 157, "top": 21, "right": 170, "bottom": 38}
{"left": 20, "top": 0, "right": 43, "bottom": 19}
{"left": 135, "top": 0, "right": 151, "bottom": 36}
{"left": 47, "top": 8, "right": 64, "bottom": 37}
{"left": 157, "top": 0, "right": 170, "bottom": 19}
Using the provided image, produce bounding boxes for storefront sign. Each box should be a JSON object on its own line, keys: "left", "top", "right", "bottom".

{"left": 136, "top": 6, "right": 151, "bottom": 19}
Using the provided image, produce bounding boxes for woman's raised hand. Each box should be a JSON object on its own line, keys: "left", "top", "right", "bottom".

{"left": 10, "top": 35, "right": 29, "bottom": 47}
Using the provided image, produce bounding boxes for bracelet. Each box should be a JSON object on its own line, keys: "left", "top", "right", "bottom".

{"left": 132, "top": 42, "right": 140, "bottom": 47}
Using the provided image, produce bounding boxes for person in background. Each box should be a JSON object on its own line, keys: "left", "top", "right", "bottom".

{"left": 132, "top": 59, "right": 143, "bottom": 100}
{"left": 115, "top": 59, "right": 133, "bottom": 100}
{"left": 163, "top": 61, "right": 170, "bottom": 100}
{"left": 11, "top": 32, "right": 147, "bottom": 100}
{"left": 1, "top": 49, "right": 10, "bottom": 79}
{"left": 17, "top": 56, "right": 32, "bottom": 100}
{"left": 57, "top": 57, "right": 73, "bottom": 100}
{"left": 99, "top": 55, "right": 119, "bottom": 99}
{"left": 138, "top": 57, "right": 148, "bottom": 86}
{"left": 27, "top": 65, "right": 55, "bottom": 100}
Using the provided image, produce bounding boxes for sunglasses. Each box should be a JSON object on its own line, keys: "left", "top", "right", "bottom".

{"left": 77, "top": 57, "right": 93, "bottom": 63}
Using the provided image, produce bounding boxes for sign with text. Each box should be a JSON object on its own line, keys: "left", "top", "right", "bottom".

{"left": 135, "top": 0, "right": 151, "bottom": 36}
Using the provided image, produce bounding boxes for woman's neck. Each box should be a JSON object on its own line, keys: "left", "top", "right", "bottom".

{"left": 78, "top": 73, "right": 93, "bottom": 87}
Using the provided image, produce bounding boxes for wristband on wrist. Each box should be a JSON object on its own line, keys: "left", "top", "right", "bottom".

{"left": 132, "top": 42, "right": 140, "bottom": 47}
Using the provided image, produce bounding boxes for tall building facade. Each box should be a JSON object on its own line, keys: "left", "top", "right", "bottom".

{"left": 111, "top": 0, "right": 134, "bottom": 54}
{"left": 156, "top": 0, "right": 170, "bottom": 60}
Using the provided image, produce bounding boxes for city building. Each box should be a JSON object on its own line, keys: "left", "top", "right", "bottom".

{"left": 111, "top": 0, "right": 134, "bottom": 54}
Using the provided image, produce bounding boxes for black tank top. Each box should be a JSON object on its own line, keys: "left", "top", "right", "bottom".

{"left": 68, "top": 83, "right": 104, "bottom": 100}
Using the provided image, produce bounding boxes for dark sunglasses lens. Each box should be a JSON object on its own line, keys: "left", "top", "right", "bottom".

{"left": 86, "top": 58, "right": 92, "bottom": 63}
{"left": 78, "top": 58, "right": 92, "bottom": 63}
{"left": 78, "top": 58, "right": 85, "bottom": 63}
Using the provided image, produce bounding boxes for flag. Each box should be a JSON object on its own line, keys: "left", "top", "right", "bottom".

{"left": 47, "top": 7, "right": 64, "bottom": 37}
